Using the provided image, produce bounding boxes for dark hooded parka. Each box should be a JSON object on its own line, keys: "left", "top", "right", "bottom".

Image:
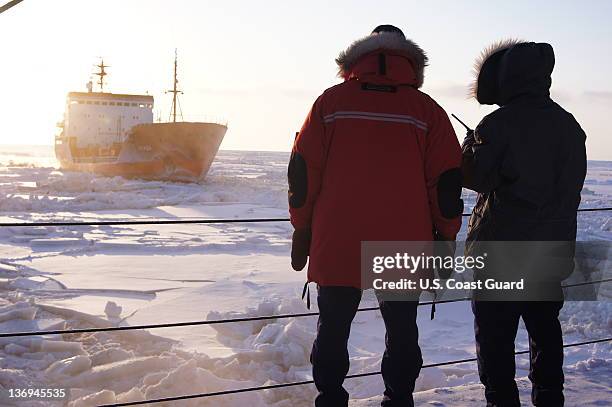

{"left": 463, "top": 40, "right": 587, "bottom": 249}
{"left": 464, "top": 41, "right": 588, "bottom": 407}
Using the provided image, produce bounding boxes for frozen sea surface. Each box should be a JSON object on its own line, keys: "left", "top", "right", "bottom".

{"left": 0, "top": 146, "right": 610, "bottom": 406}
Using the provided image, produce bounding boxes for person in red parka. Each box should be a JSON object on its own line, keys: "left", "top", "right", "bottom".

{"left": 288, "top": 25, "right": 463, "bottom": 407}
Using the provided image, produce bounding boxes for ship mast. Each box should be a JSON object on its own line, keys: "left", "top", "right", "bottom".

{"left": 166, "top": 49, "right": 183, "bottom": 123}
{"left": 94, "top": 59, "right": 109, "bottom": 92}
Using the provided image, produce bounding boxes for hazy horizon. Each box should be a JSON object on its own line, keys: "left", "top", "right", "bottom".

{"left": 1, "top": 0, "right": 611, "bottom": 159}
{"left": 4, "top": 144, "right": 612, "bottom": 165}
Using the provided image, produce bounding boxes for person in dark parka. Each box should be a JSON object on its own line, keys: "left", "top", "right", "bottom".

{"left": 462, "top": 40, "right": 587, "bottom": 406}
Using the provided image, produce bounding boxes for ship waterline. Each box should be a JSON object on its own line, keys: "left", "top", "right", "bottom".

{"left": 56, "top": 122, "right": 227, "bottom": 182}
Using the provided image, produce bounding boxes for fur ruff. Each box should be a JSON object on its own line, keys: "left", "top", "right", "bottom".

{"left": 469, "top": 38, "right": 524, "bottom": 99}
{"left": 336, "top": 32, "right": 428, "bottom": 88}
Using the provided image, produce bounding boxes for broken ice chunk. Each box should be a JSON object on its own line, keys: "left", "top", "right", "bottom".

{"left": 104, "top": 301, "right": 122, "bottom": 320}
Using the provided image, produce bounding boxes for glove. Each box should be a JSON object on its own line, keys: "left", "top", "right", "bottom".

{"left": 461, "top": 129, "right": 475, "bottom": 155}
{"left": 291, "top": 228, "right": 311, "bottom": 271}
{"left": 434, "top": 230, "right": 456, "bottom": 280}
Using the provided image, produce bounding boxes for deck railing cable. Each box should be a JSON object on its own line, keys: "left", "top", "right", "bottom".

{"left": 1, "top": 278, "right": 610, "bottom": 339}
{"left": 0, "top": 207, "right": 610, "bottom": 228}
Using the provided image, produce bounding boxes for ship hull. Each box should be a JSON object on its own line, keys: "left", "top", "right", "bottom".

{"left": 56, "top": 122, "right": 226, "bottom": 182}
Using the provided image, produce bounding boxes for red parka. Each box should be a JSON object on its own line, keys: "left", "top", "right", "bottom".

{"left": 289, "top": 32, "right": 463, "bottom": 288}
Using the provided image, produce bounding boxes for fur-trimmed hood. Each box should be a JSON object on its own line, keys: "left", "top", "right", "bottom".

{"left": 336, "top": 32, "right": 428, "bottom": 88}
{"left": 471, "top": 39, "right": 555, "bottom": 105}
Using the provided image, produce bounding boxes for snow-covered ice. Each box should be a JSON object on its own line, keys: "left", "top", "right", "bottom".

{"left": 0, "top": 146, "right": 610, "bottom": 406}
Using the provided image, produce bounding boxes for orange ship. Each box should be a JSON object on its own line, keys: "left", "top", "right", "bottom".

{"left": 55, "top": 53, "right": 226, "bottom": 182}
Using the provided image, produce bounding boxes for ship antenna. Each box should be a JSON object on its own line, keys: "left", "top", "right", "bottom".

{"left": 166, "top": 49, "right": 183, "bottom": 123}
{"left": 94, "top": 58, "right": 109, "bottom": 92}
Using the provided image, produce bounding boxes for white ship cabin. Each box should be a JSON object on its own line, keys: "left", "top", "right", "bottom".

{"left": 63, "top": 92, "right": 154, "bottom": 149}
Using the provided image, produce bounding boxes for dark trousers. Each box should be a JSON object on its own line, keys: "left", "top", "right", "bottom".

{"left": 311, "top": 286, "right": 422, "bottom": 407}
{"left": 472, "top": 301, "right": 565, "bottom": 407}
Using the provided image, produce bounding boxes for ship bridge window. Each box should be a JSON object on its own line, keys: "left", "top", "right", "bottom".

{"left": 139, "top": 104, "right": 145, "bottom": 108}
{"left": 131, "top": 103, "right": 137, "bottom": 107}
{"left": 86, "top": 101, "right": 92, "bottom": 104}
{"left": 102, "top": 102, "right": 108, "bottom": 105}
{"left": 94, "top": 101, "right": 100, "bottom": 105}
{"left": 109, "top": 102, "right": 115, "bottom": 106}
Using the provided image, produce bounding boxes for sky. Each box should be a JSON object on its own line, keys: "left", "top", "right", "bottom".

{"left": 0, "top": 0, "right": 611, "bottom": 159}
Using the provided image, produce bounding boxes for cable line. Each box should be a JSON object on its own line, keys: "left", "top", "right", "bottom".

{"left": 2, "top": 279, "right": 610, "bottom": 339}
{"left": 0, "top": 207, "right": 610, "bottom": 227}
{"left": 0, "top": 0, "right": 24, "bottom": 15}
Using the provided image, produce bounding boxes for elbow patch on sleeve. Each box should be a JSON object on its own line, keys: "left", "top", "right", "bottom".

{"left": 288, "top": 152, "right": 308, "bottom": 208}
{"left": 438, "top": 168, "right": 464, "bottom": 218}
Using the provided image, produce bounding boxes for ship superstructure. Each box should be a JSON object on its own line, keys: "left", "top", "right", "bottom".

{"left": 59, "top": 91, "right": 153, "bottom": 163}
{"left": 55, "top": 55, "right": 226, "bottom": 181}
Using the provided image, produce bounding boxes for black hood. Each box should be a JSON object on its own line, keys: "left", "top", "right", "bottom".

{"left": 472, "top": 40, "right": 555, "bottom": 106}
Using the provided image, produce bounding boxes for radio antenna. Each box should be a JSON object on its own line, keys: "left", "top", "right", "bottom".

{"left": 451, "top": 113, "right": 473, "bottom": 132}
{"left": 166, "top": 49, "right": 183, "bottom": 123}
{"left": 94, "top": 59, "right": 109, "bottom": 92}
